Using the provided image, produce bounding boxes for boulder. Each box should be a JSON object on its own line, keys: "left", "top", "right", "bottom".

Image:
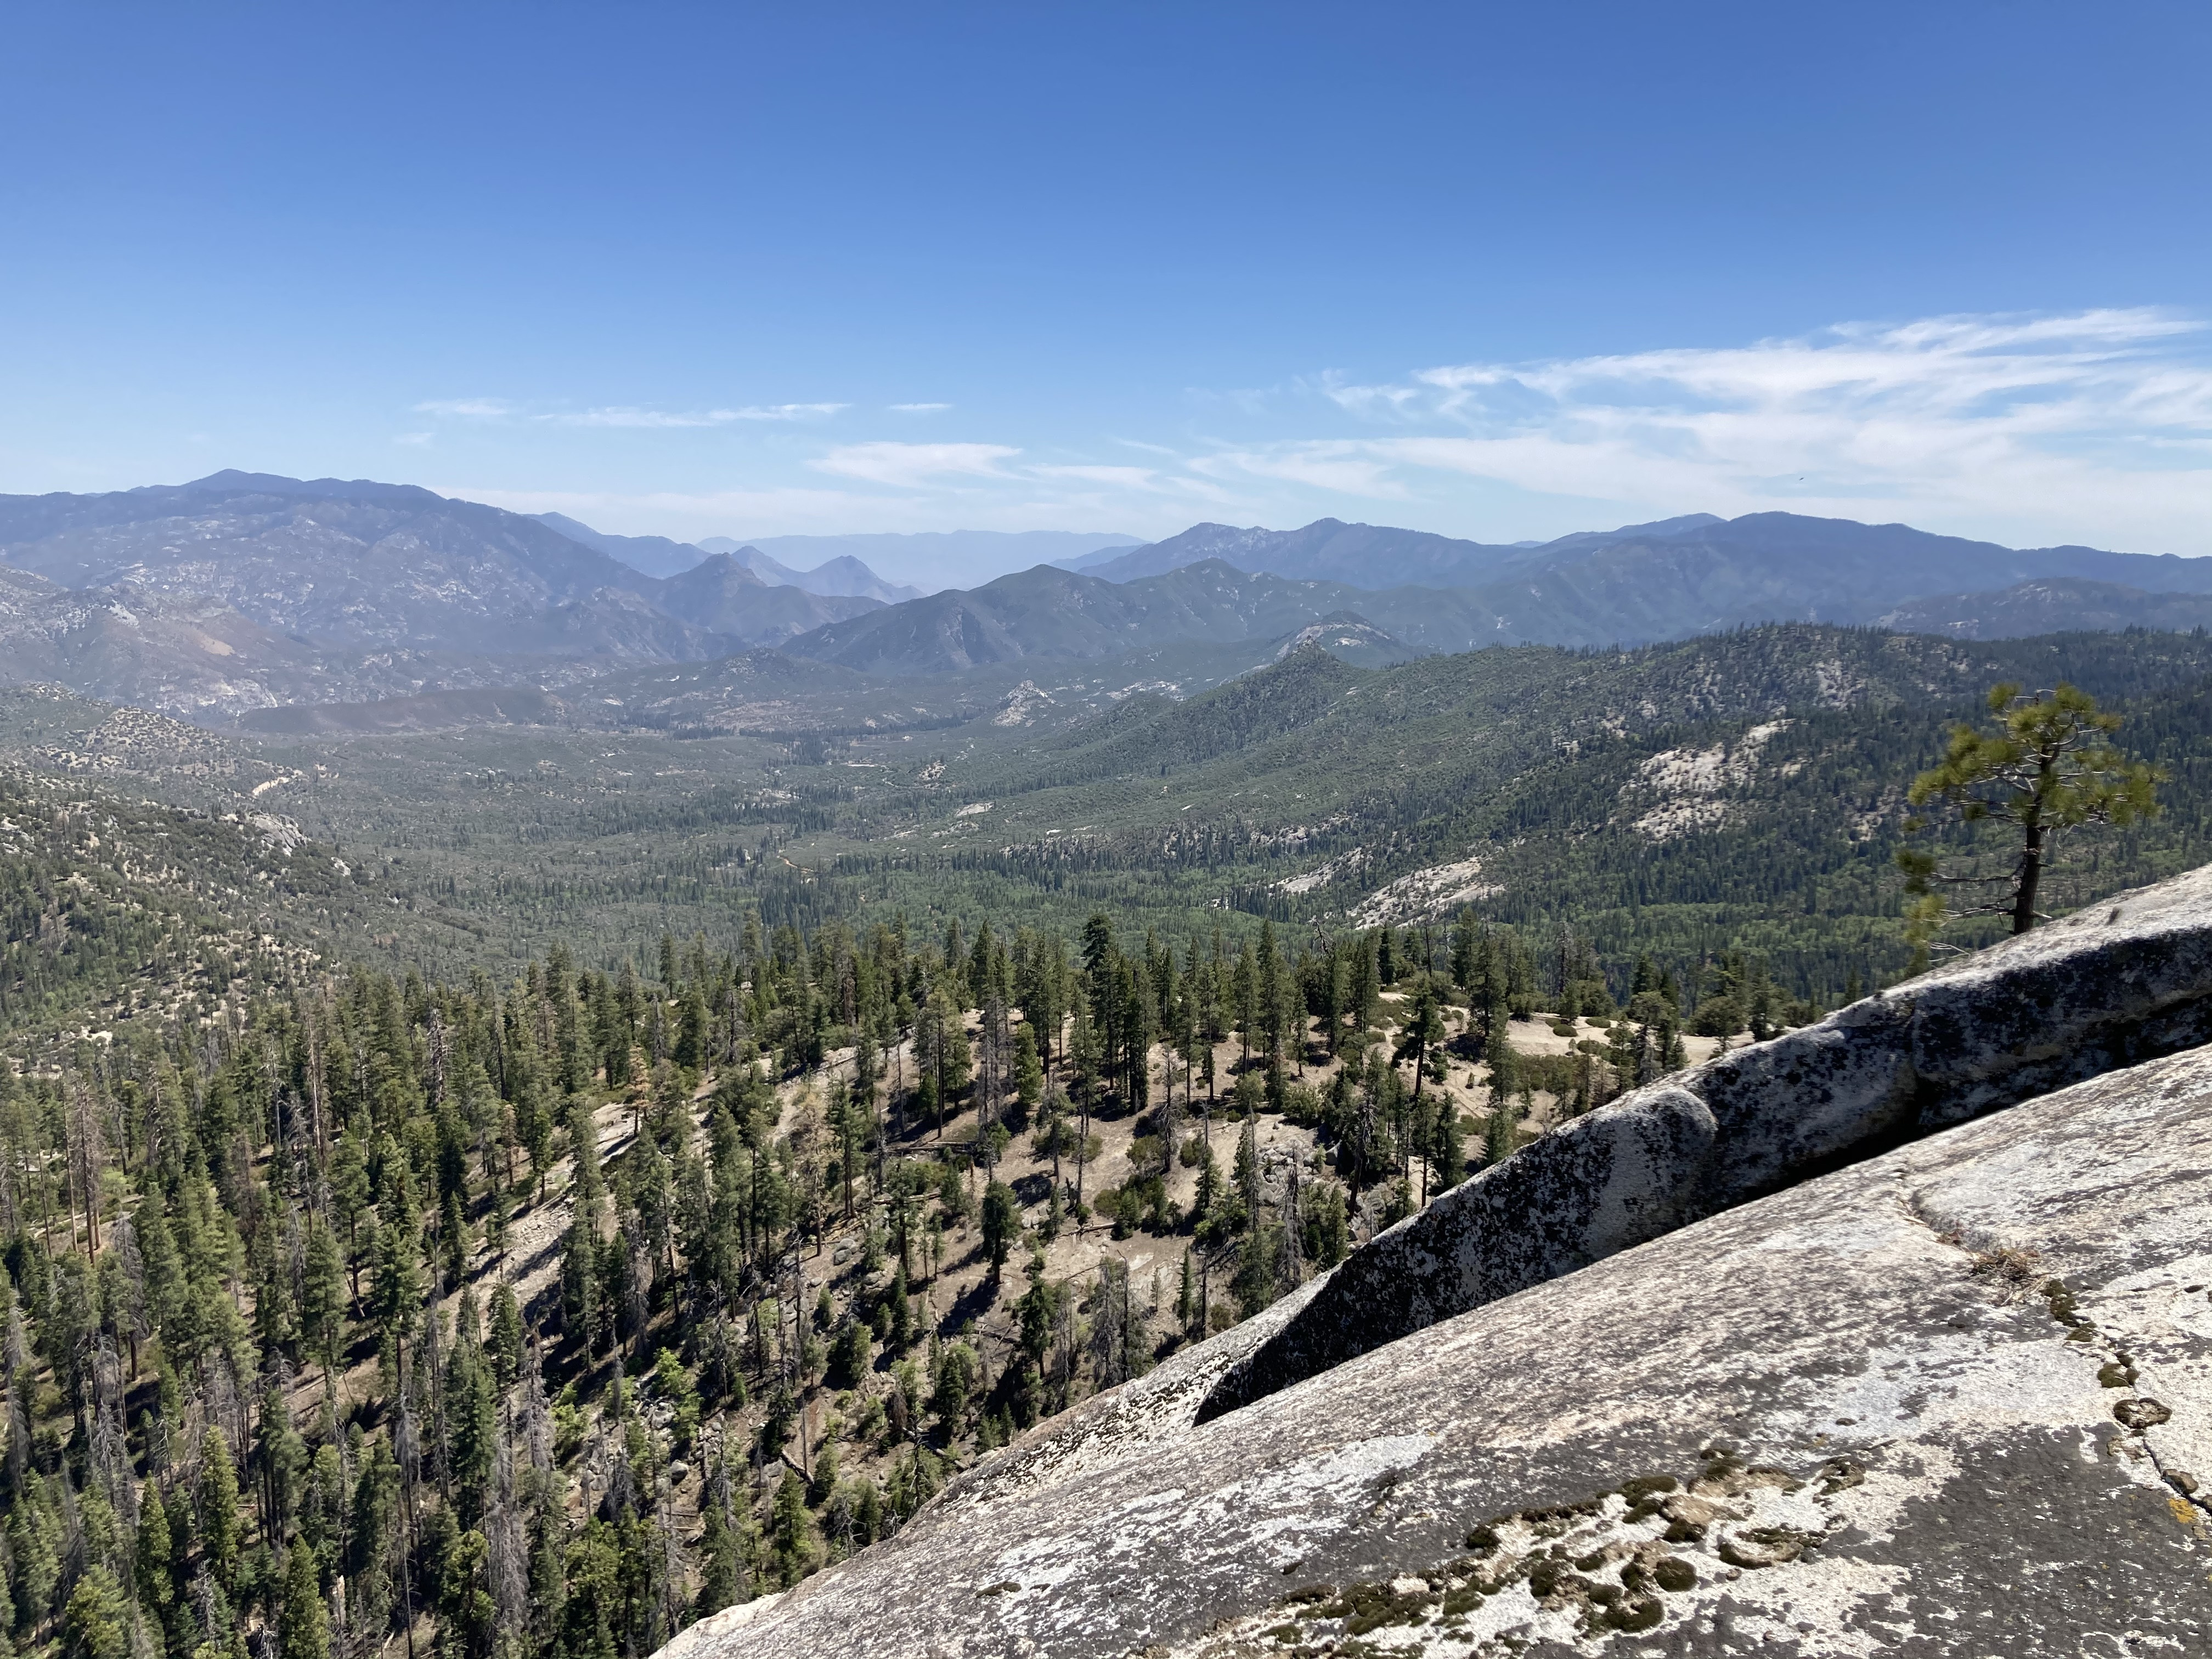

{"left": 666, "top": 1038, "right": 2212, "bottom": 1657}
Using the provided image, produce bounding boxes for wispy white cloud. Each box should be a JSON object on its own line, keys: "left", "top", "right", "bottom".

{"left": 732, "top": 403, "right": 847, "bottom": 421}
{"left": 430, "top": 311, "right": 2208, "bottom": 556}
{"left": 1187, "top": 443, "right": 1412, "bottom": 499}
{"left": 1202, "top": 309, "right": 2212, "bottom": 551}
{"left": 1186, "top": 384, "right": 1286, "bottom": 418}
{"left": 541, "top": 403, "right": 847, "bottom": 428}
{"left": 811, "top": 441, "right": 1020, "bottom": 487}
{"left": 1317, "top": 373, "right": 1425, "bottom": 420}
{"left": 1030, "top": 464, "right": 1159, "bottom": 488}
{"left": 447, "top": 484, "right": 922, "bottom": 534}
{"left": 410, "top": 398, "right": 845, "bottom": 428}
{"left": 889, "top": 402, "right": 952, "bottom": 413}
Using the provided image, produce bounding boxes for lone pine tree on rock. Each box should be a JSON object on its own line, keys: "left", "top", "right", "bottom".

{"left": 1897, "top": 681, "right": 2160, "bottom": 961}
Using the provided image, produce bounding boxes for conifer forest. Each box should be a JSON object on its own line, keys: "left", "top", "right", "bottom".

{"left": 0, "top": 884, "right": 1799, "bottom": 1659}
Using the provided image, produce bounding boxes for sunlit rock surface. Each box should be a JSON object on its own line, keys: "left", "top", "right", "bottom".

{"left": 1209, "top": 863, "right": 2212, "bottom": 1418}
{"left": 662, "top": 869, "right": 2212, "bottom": 1658}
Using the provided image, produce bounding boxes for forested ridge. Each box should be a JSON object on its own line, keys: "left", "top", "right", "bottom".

{"left": 0, "top": 884, "right": 1802, "bottom": 1659}
{"left": 9, "top": 627, "right": 2211, "bottom": 1039}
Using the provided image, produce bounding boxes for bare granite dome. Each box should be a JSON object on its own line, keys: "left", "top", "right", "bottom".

{"left": 660, "top": 867, "right": 2212, "bottom": 1657}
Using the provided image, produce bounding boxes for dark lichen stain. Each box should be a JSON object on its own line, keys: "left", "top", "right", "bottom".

{"left": 1817, "top": 1457, "right": 1867, "bottom": 1495}
{"left": 1601, "top": 1595, "right": 1665, "bottom": 1631}
{"left": 1256, "top": 1457, "right": 1861, "bottom": 1652}
{"left": 1654, "top": 1557, "right": 1698, "bottom": 1592}
{"left": 1317, "top": 1580, "right": 1438, "bottom": 1637}
{"left": 2042, "top": 1278, "right": 2084, "bottom": 1326}
{"left": 1717, "top": 1526, "right": 1821, "bottom": 1568}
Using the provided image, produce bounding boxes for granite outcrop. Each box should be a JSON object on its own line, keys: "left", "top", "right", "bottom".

{"left": 661, "top": 867, "right": 2212, "bottom": 1657}
{"left": 1206, "top": 863, "right": 2212, "bottom": 1419}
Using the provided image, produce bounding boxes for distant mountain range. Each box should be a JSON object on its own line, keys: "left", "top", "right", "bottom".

{"left": 1092, "top": 512, "right": 2211, "bottom": 602}
{"left": 2, "top": 470, "right": 2204, "bottom": 719}
{"left": 782, "top": 511, "right": 2212, "bottom": 675}
{"left": 1077, "top": 515, "right": 1603, "bottom": 586}
{"left": 535, "top": 512, "right": 927, "bottom": 602}
{"left": 695, "top": 543, "right": 924, "bottom": 603}
{"left": 650, "top": 554, "right": 882, "bottom": 640}
{"left": 0, "top": 473, "right": 893, "bottom": 712}
{"left": 718, "top": 529, "right": 1142, "bottom": 594}
{"left": 0, "top": 470, "right": 642, "bottom": 650}
{"left": 780, "top": 561, "right": 1369, "bottom": 675}
{"left": 0, "top": 560, "right": 701, "bottom": 720}
{"left": 528, "top": 511, "right": 715, "bottom": 579}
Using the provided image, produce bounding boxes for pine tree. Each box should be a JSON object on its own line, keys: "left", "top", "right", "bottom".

{"left": 300, "top": 1211, "right": 347, "bottom": 1376}
{"left": 276, "top": 1545, "right": 330, "bottom": 1659}
{"left": 1431, "top": 1099, "right": 1466, "bottom": 1193}
{"left": 695, "top": 1473, "right": 750, "bottom": 1617}
{"left": 770, "top": 1470, "right": 815, "bottom": 1587}
{"left": 1483, "top": 1012, "right": 1516, "bottom": 1108}
{"left": 827, "top": 1317, "right": 872, "bottom": 1390}
{"left": 1483, "top": 1102, "right": 1517, "bottom": 1167}
{"left": 200, "top": 1426, "right": 242, "bottom": 1594}
{"left": 134, "top": 1477, "right": 174, "bottom": 1617}
{"left": 1898, "top": 681, "right": 2161, "bottom": 953}
{"left": 929, "top": 1343, "right": 978, "bottom": 1432}
{"left": 487, "top": 1282, "right": 523, "bottom": 1388}
{"left": 979, "top": 1182, "right": 1019, "bottom": 1284}
{"left": 62, "top": 1564, "right": 128, "bottom": 1659}
{"left": 560, "top": 1205, "right": 602, "bottom": 1355}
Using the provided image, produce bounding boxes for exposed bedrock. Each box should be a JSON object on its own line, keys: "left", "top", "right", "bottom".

{"left": 668, "top": 1024, "right": 2212, "bottom": 1658}
{"left": 1200, "top": 862, "right": 2212, "bottom": 1419}
{"left": 663, "top": 865, "right": 2212, "bottom": 1658}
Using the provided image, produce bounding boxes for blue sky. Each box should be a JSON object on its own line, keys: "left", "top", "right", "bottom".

{"left": 3, "top": 1, "right": 2207, "bottom": 572}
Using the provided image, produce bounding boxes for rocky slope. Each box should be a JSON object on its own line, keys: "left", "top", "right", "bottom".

{"left": 1208, "top": 864, "right": 2212, "bottom": 1416}
{"left": 669, "top": 867, "right": 2212, "bottom": 1656}
{"left": 0, "top": 473, "right": 906, "bottom": 715}
{"left": 0, "top": 471, "right": 656, "bottom": 648}
{"left": 0, "top": 562, "right": 605, "bottom": 719}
